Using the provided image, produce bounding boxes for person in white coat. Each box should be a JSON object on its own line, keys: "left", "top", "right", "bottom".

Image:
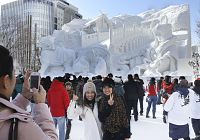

{"left": 164, "top": 79, "right": 191, "bottom": 140}
{"left": 190, "top": 79, "right": 200, "bottom": 140}
{"left": 67, "top": 81, "right": 102, "bottom": 140}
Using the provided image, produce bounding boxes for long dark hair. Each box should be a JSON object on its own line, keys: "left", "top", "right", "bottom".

{"left": 77, "top": 91, "right": 96, "bottom": 110}
{"left": 193, "top": 80, "right": 200, "bottom": 96}
{"left": 0, "top": 45, "right": 13, "bottom": 78}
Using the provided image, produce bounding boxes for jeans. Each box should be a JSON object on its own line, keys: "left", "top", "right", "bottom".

{"left": 157, "top": 91, "right": 162, "bottom": 104}
{"left": 146, "top": 96, "right": 157, "bottom": 116}
{"left": 53, "top": 116, "right": 66, "bottom": 140}
{"left": 192, "top": 118, "right": 200, "bottom": 136}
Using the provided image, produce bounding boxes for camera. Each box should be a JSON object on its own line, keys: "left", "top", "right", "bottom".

{"left": 30, "top": 72, "right": 40, "bottom": 90}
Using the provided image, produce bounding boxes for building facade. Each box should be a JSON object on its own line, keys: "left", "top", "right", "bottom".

{"left": 0, "top": 0, "right": 82, "bottom": 71}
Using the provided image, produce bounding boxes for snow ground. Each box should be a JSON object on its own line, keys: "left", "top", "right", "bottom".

{"left": 66, "top": 101, "right": 196, "bottom": 140}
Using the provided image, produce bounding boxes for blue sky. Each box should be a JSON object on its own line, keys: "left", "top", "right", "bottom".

{"left": 69, "top": 0, "right": 200, "bottom": 45}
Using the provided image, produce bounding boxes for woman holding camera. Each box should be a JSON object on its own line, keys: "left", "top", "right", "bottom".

{"left": 0, "top": 45, "right": 58, "bottom": 140}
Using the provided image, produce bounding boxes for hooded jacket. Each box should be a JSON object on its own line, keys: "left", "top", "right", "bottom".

{"left": 0, "top": 94, "right": 58, "bottom": 140}
{"left": 48, "top": 79, "right": 70, "bottom": 117}
{"left": 164, "top": 87, "right": 191, "bottom": 125}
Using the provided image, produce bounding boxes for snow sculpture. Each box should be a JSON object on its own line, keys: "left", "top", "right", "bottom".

{"left": 73, "top": 46, "right": 110, "bottom": 76}
{"left": 39, "top": 36, "right": 76, "bottom": 75}
{"left": 38, "top": 4, "right": 191, "bottom": 77}
{"left": 143, "top": 52, "right": 177, "bottom": 76}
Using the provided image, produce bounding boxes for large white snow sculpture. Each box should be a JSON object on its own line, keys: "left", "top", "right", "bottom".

{"left": 39, "top": 4, "right": 191, "bottom": 77}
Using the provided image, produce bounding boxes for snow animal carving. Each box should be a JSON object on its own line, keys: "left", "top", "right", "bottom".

{"left": 143, "top": 52, "right": 176, "bottom": 76}
{"left": 73, "top": 46, "right": 110, "bottom": 75}
{"left": 39, "top": 36, "right": 76, "bottom": 75}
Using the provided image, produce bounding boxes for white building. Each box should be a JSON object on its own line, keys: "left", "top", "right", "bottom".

{"left": 0, "top": 0, "right": 82, "bottom": 70}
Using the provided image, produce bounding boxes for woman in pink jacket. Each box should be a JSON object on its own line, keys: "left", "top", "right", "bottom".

{"left": 0, "top": 45, "right": 58, "bottom": 140}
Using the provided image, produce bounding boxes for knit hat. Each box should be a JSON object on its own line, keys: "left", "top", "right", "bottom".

{"left": 102, "top": 77, "right": 115, "bottom": 88}
{"left": 83, "top": 82, "right": 96, "bottom": 97}
{"left": 65, "top": 81, "right": 72, "bottom": 86}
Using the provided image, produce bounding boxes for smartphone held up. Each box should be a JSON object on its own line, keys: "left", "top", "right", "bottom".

{"left": 30, "top": 72, "right": 40, "bottom": 91}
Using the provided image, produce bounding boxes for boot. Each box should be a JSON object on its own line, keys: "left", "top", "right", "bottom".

{"left": 163, "top": 115, "right": 167, "bottom": 123}
{"left": 153, "top": 112, "right": 156, "bottom": 119}
{"left": 146, "top": 111, "right": 150, "bottom": 118}
{"left": 146, "top": 110, "right": 149, "bottom": 118}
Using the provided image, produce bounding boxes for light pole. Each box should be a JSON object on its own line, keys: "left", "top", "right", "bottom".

{"left": 188, "top": 52, "right": 200, "bottom": 78}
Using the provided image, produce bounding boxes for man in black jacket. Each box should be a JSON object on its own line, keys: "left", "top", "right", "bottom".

{"left": 124, "top": 74, "right": 139, "bottom": 121}
{"left": 134, "top": 74, "right": 145, "bottom": 116}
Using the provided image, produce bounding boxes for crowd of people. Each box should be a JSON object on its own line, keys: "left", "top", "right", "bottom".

{"left": 0, "top": 45, "right": 200, "bottom": 140}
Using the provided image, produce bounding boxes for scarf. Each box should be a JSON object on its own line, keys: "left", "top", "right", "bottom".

{"left": 99, "top": 93, "right": 129, "bottom": 133}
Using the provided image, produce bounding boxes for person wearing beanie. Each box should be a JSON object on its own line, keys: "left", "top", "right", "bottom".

{"left": 190, "top": 79, "right": 200, "bottom": 140}
{"left": 164, "top": 79, "right": 191, "bottom": 140}
{"left": 67, "top": 82, "right": 102, "bottom": 140}
{"left": 65, "top": 81, "right": 75, "bottom": 139}
{"left": 98, "top": 77, "right": 131, "bottom": 140}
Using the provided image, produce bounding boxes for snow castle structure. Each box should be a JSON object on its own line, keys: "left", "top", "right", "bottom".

{"left": 39, "top": 4, "right": 192, "bottom": 77}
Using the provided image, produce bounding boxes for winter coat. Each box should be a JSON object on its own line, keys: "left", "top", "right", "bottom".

{"left": 135, "top": 79, "right": 145, "bottom": 97}
{"left": 47, "top": 79, "right": 70, "bottom": 117}
{"left": 164, "top": 88, "right": 191, "bottom": 125}
{"left": 114, "top": 82, "right": 125, "bottom": 96}
{"left": 147, "top": 84, "right": 157, "bottom": 96}
{"left": 162, "top": 81, "right": 173, "bottom": 95}
{"left": 67, "top": 100, "right": 102, "bottom": 140}
{"left": 189, "top": 89, "right": 200, "bottom": 119}
{"left": 0, "top": 94, "right": 58, "bottom": 140}
{"left": 124, "top": 80, "right": 139, "bottom": 100}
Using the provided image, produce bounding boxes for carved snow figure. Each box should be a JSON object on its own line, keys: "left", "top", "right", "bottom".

{"left": 38, "top": 5, "right": 191, "bottom": 77}
{"left": 39, "top": 36, "right": 76, "bottom": 75}
{"left": 143, "top": 52, "right": 177, "bottom": 76}
{"left": 73, "top": 46, "right": 110, "bottom": 76}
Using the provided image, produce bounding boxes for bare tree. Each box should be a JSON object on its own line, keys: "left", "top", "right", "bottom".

{"left": 0, "top": 15, "right": 38, "bottom": 71}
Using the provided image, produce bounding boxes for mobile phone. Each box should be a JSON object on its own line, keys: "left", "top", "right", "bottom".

{"left": 30, "top": 72, "right": 40, "bottom": 90}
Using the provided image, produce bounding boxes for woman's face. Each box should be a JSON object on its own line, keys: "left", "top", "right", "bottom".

{"left": 103, "top": 86, "right": 112, "bottom": 96}
{"left": 85, "top": 91, "right": 95, "bottom": 101}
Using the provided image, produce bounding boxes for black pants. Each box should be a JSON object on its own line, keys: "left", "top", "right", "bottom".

{"left": 65, "top": 119, "right": 72, "bottom": 140}
{"left": 138, "top": 96, "right": 144, "bottom": 114}
{"left": 192, "top": 118, "right": 200, "bottom": 136}
{"left": 172, "top": 137, "right": 190, "bottom": 140}
{"left": 126, "top": 99, "right": 138, "bottom": 120}
{"left": 103, "top": 131, "right": 124, "bottom": 140}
